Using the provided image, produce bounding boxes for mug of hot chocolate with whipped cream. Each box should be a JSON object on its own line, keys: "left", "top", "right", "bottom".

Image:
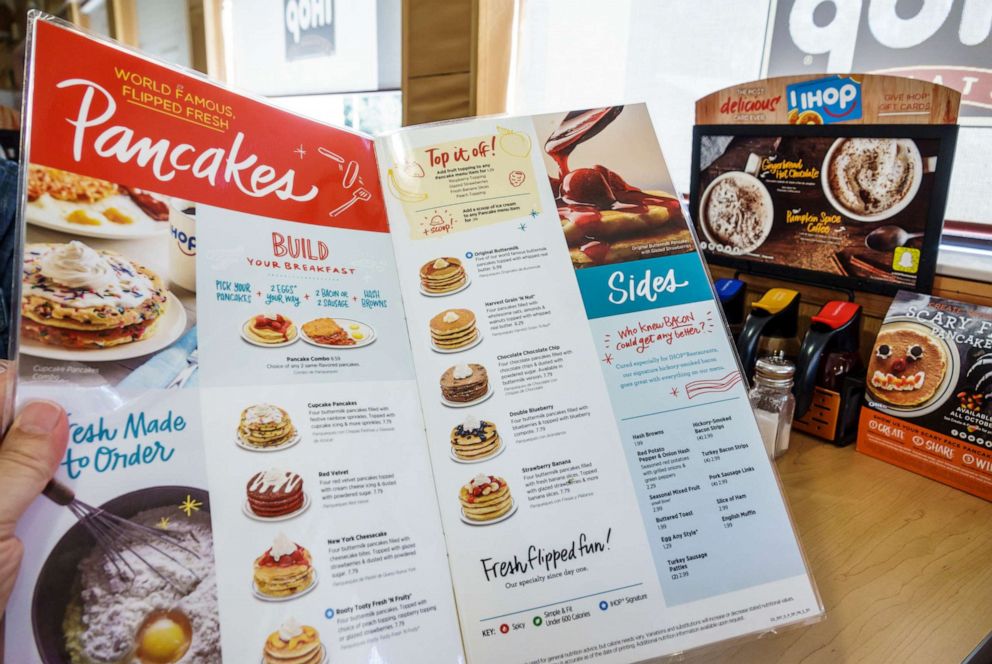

{"left": 822, "top": 138, "right": 930, "bottom": 222}
{"left": 700, "top": 154, "right": 774, "bottom": 255}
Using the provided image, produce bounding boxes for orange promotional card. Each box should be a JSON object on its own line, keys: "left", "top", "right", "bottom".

{"left": 857, "top": 291, "right": 992, "bottom": 501}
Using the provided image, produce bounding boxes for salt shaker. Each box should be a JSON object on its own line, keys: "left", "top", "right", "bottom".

{"left": 748, "top": 356, "right": 796, "bottom": 459}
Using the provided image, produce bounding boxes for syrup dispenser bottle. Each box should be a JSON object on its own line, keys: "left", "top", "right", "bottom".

{"left": 792, "top": 301, "right": 865, "bottom": 445}
{"left": 715, "top": 278, "right": 747, "bottom": 338}
{"left": 736, "top": 288, "right": 801, "bottom": 378}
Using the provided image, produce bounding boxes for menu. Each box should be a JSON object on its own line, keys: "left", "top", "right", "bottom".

{"left": 691, "top": 74, "right": 959, "bottom": 296}
{"left": 858, "top": 291, "right": 992, "bottom": 502}
{"left": 7, "top": 16, "right": 822, "bottom": 664}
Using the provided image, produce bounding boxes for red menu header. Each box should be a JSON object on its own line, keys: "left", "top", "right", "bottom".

{"left": 27, "top": 19, "right": 387, "bottom": 232}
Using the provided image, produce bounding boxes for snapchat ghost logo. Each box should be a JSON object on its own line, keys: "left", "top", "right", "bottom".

{"left": 893, "top": 246, "right": 920, "bottom": 274}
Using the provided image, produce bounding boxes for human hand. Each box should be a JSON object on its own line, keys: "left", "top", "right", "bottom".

{"left": 0, "top": 400, "right": 69, "bottom": 616}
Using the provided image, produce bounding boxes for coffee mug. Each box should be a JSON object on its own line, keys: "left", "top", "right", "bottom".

{"left": 168, "top": 201, "right": 196, "bottom": 292}
{"left": 821, "top": 138, "right": 933, "bottom": 223}
{"left": 699, "top": 154, "right": 774, "bottom": 255}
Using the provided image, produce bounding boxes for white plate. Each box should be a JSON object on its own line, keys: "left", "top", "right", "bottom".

{"left": 300, "top": 318, "right": 376, "bottom": 349}
{"left": 260, "top": 645, "right": 327, "bottom": 664}
{"left": 251, "top": 570, "right": 318, "bottom": 602}
{"left": 235, "top": 431, "right": 302, "bottom": 453}
{"left": 431, "top": 331, "right": 483, "bottom": 354}
{"left": 866, "top": 318, "right": 961, "bottom": 419}
{"left": 26, "top": 192, "right": 171, "bottom": 240}
{"left": 19, "top": 291, "right": 187, "bottom": 362}
{"left": 419, "top": 276, "right": 471, "bottom": 297}
{"left": 460, "top": 500, "right": 517, "bottom": 526}
{"left": 241, "top": 318, "right": 300, "bottom": 348}
{"left": 449, "top": 441, "right": 504, "bottom": 464}
{"left": 242, "top": 492, "right": 311, "bottom": 522}
{"left": 441, "top": 387, "right": 494, "bottom": 409}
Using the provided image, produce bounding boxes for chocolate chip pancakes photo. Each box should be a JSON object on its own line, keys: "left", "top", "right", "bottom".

{"left": 450, "top": 414, "right": 502, "bottom": 462}
{"left": 867, "top": 327, "right": 948, "bottom": 408}
{"left": 430, "top": 308, "right": 479, "bottom": 351}
{"left": 237, "top": 404, "right": 299, "bottom": 450}
{"left": 246, "top": 468, "right": 307, "bottom": 519}
{"left": 420, "top": 257, "right": 468, "bottom": 295}
{"left": 440, "top": 363, "right": 490, "bottom": 406}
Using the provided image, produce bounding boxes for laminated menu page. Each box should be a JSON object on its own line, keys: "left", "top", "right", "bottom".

{"left": 7, "top": 14, "right": 821, "bottom": 664}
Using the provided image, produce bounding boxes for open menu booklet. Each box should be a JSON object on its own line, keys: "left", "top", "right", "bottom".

{"left": 7, "top": 15, "right": 822, "bottom": 664}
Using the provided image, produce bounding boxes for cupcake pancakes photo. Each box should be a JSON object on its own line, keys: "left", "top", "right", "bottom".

{"left": 20, "top": 241, "right": 181, "bottom": 359}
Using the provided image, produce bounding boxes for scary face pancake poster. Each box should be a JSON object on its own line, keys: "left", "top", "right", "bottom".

{"left": 857, "top": 291, "right": 992, "bottom": 501}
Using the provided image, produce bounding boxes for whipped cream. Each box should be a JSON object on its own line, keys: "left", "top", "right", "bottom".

{"left": 829, "top": 138, "right": 915, "bottom": 216}
{"left": 270, "top": 532, "right": 296, "bottom": 561}
{"left": 39, "top": 241, "right": 115, "bottom": 291}
{"left": 279, "top": 617, "right": 304, "bottom": 641}
{"left": 453, "top": 364, "right": 473, "bottom": 380}
{"left": 469, "top": 474, "right": 492, "bottom": 489}
{"left": 432, "top": 258, "right": 450, "bottom": 269}
{"left": 250, "top": 468, "right": 302, "bottom": 493}
{"left": 245, "top": 404, "right": 284, "bottom": 425}
{"left": 23, "top": 242, "right": 158, "bottom": 310}
{"left": 442, "top": 311, "right": 461, "bottom": 323}
{"left": 462, "top": 414, "right": 482, "bottom": 431}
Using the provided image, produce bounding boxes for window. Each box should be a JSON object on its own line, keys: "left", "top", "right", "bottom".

{"left": 510, "top": 0, "right": 991, "bottom": 280}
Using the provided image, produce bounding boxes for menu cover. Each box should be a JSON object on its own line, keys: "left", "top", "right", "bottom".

{"left": 691, "top": 75, "right": 959, "bottom": 296}
{"left": 857, "top": 291, "right": 992, "bottom": 502}
{"left": 7, "top": 15, "right": 822, "bottom": 664}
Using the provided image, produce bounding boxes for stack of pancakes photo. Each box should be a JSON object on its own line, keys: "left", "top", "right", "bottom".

{"left": 554, "top": 166, "right": 687, "bottom": 268}
{"left": 430, "top": 308, "right": 478, "bottom": 350}
{"left": 244, "top": 313, "right": 297, "bottom": 345}
{"left": 419, "top": 257, "right": 467, "bottom": 294}
{"left": 238, "top": 404, "right": 297, "bottom": 449}
{"left": 246, "top": 468, "right": 305, "bottom": 518}
{"left": 450, "top": 415, "right": 502, "bottom": 461}
{"left": 262, "top": 619, "right": 323, "bottom": 664}
{"left": 253, "top": 533, "right": 315, "bottom": 598}
{"left": 440, "top": 363, "right": 489, "bottom": 404}
{"left": 459, "top": 474, "right": 513, "bottom": 522}
{"left": 21, "top": 241, "right": 168, "bottom": 349}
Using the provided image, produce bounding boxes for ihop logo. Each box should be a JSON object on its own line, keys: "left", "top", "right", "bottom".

{"left": 171, "top": 224, "right": 196, "bottom": 257}
{"left": 787, "top": 76, "right": 862, "bottom": 124}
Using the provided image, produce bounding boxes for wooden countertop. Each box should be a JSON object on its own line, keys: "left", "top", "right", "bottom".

{"left": 684, "top": 432, "right": 992, "bottom": 664}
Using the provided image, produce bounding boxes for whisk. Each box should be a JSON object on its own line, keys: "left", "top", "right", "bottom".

{"left": 43, "top": 479, "right": 202, "bottom": 592}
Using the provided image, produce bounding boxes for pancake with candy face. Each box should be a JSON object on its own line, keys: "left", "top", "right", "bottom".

{"left": 867, "top": 327, "right": 947, "bottom": 408}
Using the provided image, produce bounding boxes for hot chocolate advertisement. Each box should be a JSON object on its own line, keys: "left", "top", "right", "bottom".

{"left": 9, "top": 15, "right": 824, "bottom": 664}
{"left": 693, "top": 132, "right": 945, "bottom": 293}
{"left": 857, "top": 291, "right": 992, "bottom": 502}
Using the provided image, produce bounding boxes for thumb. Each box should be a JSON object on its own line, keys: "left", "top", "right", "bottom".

{"left": 0, "top": 400, "right": 69, "bottom": 538}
